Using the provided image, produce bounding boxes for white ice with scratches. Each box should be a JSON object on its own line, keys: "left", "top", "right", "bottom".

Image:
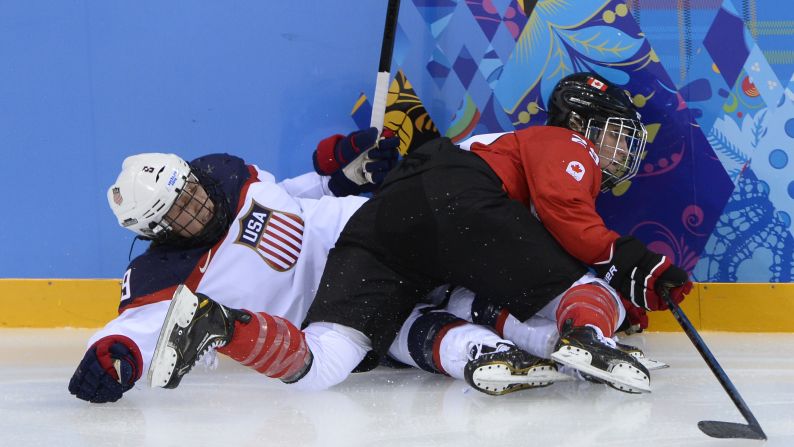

{"left": 1, "top": 329, "right": 792, "bottom": 447}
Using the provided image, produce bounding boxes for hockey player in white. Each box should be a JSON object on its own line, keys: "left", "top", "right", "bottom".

{"left": 69, "top": 128, "right": 566, "bottom": 403}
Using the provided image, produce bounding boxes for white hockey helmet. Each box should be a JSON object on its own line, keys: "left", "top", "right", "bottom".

{"left": 107, "top": 153, "right": 191, "bottom": 238}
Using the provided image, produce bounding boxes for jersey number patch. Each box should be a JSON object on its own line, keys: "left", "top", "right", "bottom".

{"left": 121, "top": 269, "right": 132, "bottom": 302}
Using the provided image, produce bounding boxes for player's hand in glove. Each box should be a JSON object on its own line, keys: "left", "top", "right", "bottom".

{"left": 617, "top": 297, "right": 649, "bottom": 334}
{"left": 594, "top": 236, "right": 693, "bottom": 311}
{"left": 312, "top": 127, "right": 400, "bottom": 196}
{"left": 69, "top": 335, "right": 143, "bottom": 403}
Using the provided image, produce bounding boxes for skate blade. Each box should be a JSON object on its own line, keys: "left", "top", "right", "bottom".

{"left": 634, "top": 356, "right": 669, "bottom": 371}
{"left": 147, "top": 285, "right": 199, "bottom": 388}
{"left": 471, "top": 362, "right": 571, "bottom": 396}
{"left": 619, "top": 346, "right": 669, "bottom": 370}
{"left": 617, "top": 342, "right": 670, "bottom": 371}
{"left": 551, "top": 347, "right": 651, "bottom": 394}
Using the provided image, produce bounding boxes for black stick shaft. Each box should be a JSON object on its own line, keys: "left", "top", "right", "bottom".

{"left": 378, "top": 0, "right": 401, "bottom": 73}
{"left": 370, "top": 0, "right": 401, "bottom": 130}
{"left": 662, "top": 290, "right": 766, "bottom": 437}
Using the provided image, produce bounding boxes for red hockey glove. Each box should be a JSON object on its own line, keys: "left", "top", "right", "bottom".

{"left": 68, "top": 335, "right": 143, "bottom": 403}
{"left": 618, "top": 297, "right": 649, "bottom": 334}
{"left": 651, "top": 260, "right": 692, "bottom": 309}
{"left": 594, "top": 236, "right": 693, "bottom": 311}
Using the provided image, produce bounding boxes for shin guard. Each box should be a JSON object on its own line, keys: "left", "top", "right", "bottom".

{"left": 555, "top": 284, "right": 620, "bottom": 337}
{"left": 407, "top": 311, "right": 467, "bottom": 375}
{"left": 471, "top": 294, "right": 510, "bottom": 336}
{"left": 217, "top": 311, "right": 312, "bottom": 383}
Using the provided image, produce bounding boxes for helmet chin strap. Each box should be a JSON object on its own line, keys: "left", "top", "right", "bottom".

{"left": 567, "top": 111, "right": 586, "bottom": 134}
{"left": 127, "top": 235, "right": 148, "bottom": 261}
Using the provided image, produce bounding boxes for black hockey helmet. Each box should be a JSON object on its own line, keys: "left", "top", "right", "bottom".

{"left": 547, "top": 72, "right": 647, "bottom": 191}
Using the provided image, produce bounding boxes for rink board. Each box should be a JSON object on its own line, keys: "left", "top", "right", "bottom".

{"left": 0, "top": 279, "right": 792, "bottom": 331}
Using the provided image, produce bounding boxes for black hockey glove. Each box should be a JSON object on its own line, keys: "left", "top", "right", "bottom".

{"left": 69, "top": 335, "right": 142, "bottom": 403}
{"left": 594, "top": 236, "right": 692, "bottom": 311}
{"left": 312, "top": 127, "right": 399, "bottom": 196}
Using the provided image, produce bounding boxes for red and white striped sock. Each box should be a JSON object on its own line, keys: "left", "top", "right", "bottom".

{"left": 555, "top": 284, "right": 620, "bottom": 337}
{"left": 217, "top": 311, "right": 312, "bottom": 382}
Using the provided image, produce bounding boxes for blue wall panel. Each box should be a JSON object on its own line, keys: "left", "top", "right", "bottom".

{"left": 0, "top": 1, "right": 384, "bottom": 278}
{"left": 3, "top": 1, "right": 793, "bottom": 282}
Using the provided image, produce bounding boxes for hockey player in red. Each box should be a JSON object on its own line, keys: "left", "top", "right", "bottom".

{"left": 148, "top": 73, "right": 684, "bottom": 396}
{"left": 450, "top": 72, "right": 693, "bottom": 384}
{"left": 466, "top": 72, "right": 691, "bottom": 312}
{"left": 442, "top": 73, "right": 689, "bottom": 389}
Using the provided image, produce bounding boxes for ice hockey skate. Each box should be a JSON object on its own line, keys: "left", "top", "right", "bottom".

{"left": 615, "top": 340, "right": 669, "bottom": 371}
{"left": 464, "top": 343, "right": 570, "bottom": 396}
{"left": 551, "top": 320, "right": 651, "bottom": 393}
{"left": 148, "top": 285, "right": 251, "bottom": 389}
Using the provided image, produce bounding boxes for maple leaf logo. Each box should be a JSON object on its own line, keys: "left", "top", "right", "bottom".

{"left": 566, "top": 161, "right": 586, "bottom": 182}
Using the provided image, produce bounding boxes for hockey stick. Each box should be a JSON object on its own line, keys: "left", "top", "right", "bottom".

{"left": 370, "top": 0, "right": 401, "bottom": 131}
{"left": 347, "top": 0, "right": 400, "bottom": 185}
{"left": 660, "top": 286, "right": 766, "bottom": 440}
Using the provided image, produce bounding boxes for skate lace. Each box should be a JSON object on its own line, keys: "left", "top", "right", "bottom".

{"left": 195, "top": 341, "right": 223, "bottom": 371}
{"left": 584, "top": 324, "right": 617, "bottom": 349}
{"left": 467, "top": 341, "right": 514, "bottom": 361}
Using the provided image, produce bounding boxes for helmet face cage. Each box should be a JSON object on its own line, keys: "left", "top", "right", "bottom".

{"left": 151, "top": 172, "right": 215, "bottom": 240}
{"left": 584, "top": 116, "right": 647, "bottom": 191}
{"left": 547, "top": 73, "right": 648, "bottom": 191}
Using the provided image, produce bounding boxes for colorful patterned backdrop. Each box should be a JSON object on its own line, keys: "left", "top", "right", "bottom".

{"left": 356, "top": 0, "right": 794, "bottom": 283}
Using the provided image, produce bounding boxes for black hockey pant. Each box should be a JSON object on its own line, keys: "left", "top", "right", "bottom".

{"left": 305, "top": 137, "right": 587, "bottom": 355}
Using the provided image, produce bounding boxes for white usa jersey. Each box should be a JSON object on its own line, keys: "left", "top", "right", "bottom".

{"left": 88, "top": 153, "right": 366, "bottom": 375}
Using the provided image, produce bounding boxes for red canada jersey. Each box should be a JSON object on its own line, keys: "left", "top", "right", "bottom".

{"left": 469, "top": 126, "right": 619, "bottom": 264}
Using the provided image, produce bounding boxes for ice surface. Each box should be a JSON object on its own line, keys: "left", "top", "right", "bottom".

{"left": 1, "top": 329, "right": 792, "bottom": 446}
